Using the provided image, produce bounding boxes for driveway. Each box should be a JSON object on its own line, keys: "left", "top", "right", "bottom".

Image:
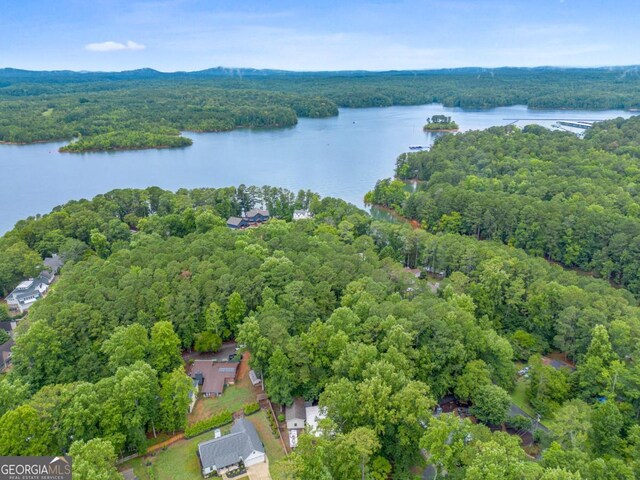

{"left": 509, "top": 404, "right": 548, "bottom": 432}
{"left": 247, "top": 460, "right": 271, "bottom": 480}
{"left": 183, "top": 342, "right": 239, "bottom": 363}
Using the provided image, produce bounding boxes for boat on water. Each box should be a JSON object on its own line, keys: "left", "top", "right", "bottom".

{"left": 408, "top": 145, "right": 424, "bottom": 150}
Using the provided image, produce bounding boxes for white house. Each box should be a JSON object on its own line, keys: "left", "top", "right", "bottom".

{"left": 6, "top": 273, "right": 52, "bottom": 313}
{"left": 293, "top": 209, "right": 313, "bottom": 221}
{"left": 305, "top": 405, "right": 327, "bottom": 437}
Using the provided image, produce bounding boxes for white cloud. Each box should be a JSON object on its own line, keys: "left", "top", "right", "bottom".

{"left": 85, "top": 40, "right": 146, "bottom": 52}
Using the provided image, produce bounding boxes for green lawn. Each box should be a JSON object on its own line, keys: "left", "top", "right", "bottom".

{"left": 121, "top": 413, "right": 287, "bottom": 480}
{"left": 511, "top": 378, "right": 535, "bottom": 417}
{"left": 122, "top": 375, "right": 286, "bottom": 480}
{"left": 122, "top": 432, "right": 211, "bottom": 480}
{"left": 511, "top": 378, "right": 556, "bottom": 431}
{"left": 247, "top": 411, "right": 288, "bottom": 479}
{"left": 191, "top": 380, "right": 257, "bottom": 423}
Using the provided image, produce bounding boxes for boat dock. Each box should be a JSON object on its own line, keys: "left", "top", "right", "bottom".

{"left": 504, "top": 118, "right": 599, "bottom": 129}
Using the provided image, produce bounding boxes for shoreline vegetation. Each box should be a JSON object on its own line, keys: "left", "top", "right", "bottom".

{"left": 369, "top": 115, "right": 640, "bottom": 296}
{"left": 58, "top": 131, "right": 193, "bottom": 153}
{"left": 423, "top": 114, "right": 459, "bottom": 131}
{"left": 1, "top": 66, "right": 640, "bottom": 152}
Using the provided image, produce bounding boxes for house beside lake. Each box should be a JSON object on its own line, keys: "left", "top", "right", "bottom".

{"left": 198, "top": 417, "right": 266, "bottom": 477}
{"left": 293, "top": 209, "right": 313, "bottom": 221}
{"left": 5, "top": 255, "right": 63, "bottom": 313}
{"left": 245, "top": 208, "right": 269, "bottom": 223}
{"left": 6, "top": 274, "right": 52, "bottom": 313}
{"left": 227, "top": 209, "right": 270, "bottom": 229}
{"left": 227, "top": 216, "right": 249, "bottom": 229}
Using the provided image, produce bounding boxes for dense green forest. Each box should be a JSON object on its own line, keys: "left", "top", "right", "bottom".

{"left": 369, "top": 115, "right": 640, "bottom": 295}
{"left": 1, "top": 66, "right": 639, "bottom": 151}
{"left": 2, "top": 186, "right": 640, "bottom": 478}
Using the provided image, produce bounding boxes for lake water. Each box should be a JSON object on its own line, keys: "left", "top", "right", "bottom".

{"left": 0, "top": 104, "right": 633, "bottom": 234}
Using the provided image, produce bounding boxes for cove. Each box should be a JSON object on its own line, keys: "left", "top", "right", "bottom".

{"left": 0, "top": 104, "right": 632, "bottom": 234}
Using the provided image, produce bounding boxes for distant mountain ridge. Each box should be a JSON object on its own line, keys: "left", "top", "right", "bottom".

{"left": 2, "top": 65, "right": 640, "bottom": 80}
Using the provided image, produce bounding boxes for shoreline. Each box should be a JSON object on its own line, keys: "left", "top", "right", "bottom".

{"left": 59, "top": 143, "right": 192, "bottom": 154}
{"left": 423, "top": 128, "right": 459, "bottom": 132}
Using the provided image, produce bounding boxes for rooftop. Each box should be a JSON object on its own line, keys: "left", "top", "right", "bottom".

{"left": 245, "top": 208, "right": 269, "bottom": 218}
{"left": 198, "top": 418, "right": 264, "bottom": 471}
{"left": 191, "top": 360, "right": 239, "bottom": 395}
{"left": 15, "top": 280, "right": 34, "bottom": 290}
{"left": 43, "top": 254, "right": 64, "bottom": 273}
{"left": 227, "top": 216, "right": 245, "bottom": 226}
{"left": 286, "top": 397, "right": 306, "bottom": 422}
{"left": 249, "top": 369, "right": 261, "bottom": 386}
{"left": 305, "top": 405, "right": 327, "bottom": 436}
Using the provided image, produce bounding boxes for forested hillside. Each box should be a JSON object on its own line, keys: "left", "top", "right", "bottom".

{"left": 2, "top": 186, "right": 640, "bottom": 479}
{"left": 370, "top": 115, "right": 640, "bottom": 294}
{"left": 1, "top": 66, "right": 639, "bottom": 151}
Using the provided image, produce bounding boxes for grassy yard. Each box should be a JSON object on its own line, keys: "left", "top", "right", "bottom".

{"left": 122, "top": 431, "right": 215, "bottom": 480}
{"left": 189, "top": 377, "right": 257, "bottom": 424}
{"left": 511, "top": 378, "right": 535, "bottom": 417}
{"left": 247, "top": 410, "right": 287, "bottom": 479}
{"left": 121, "top": 355, "right": 287, "bottom": 480}
{"left": 511, "top": 378, "right": 557, "bottom": 431}
{"left": 121, "top": 412, "right": 286, "bottom": 480}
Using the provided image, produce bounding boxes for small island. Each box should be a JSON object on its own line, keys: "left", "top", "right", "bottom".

{"left": 423, "top": 114, "right": 459, "bottom": 132}
{"left": 59, "top": 130, "right": 193, "bottom": 153}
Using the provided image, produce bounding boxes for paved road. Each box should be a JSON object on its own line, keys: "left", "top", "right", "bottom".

{"left": 509, "top": 404, "right": 549, "bottom": 432}
{"left": 183, "top": 341, "right": 239, "bottom": 363}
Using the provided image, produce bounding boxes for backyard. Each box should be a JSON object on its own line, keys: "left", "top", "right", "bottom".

{"left": 188, "top": 353, "right": 257, "bottom": 424}
{"left": 120, "top": 352, "right": 287, "bottom": 480}
{"left": 248, "top": 411, "right": 287, "bottom": 479}
{"left": 120, "top": 412, "right": 286, "bottom": 480}
{"left": 121, "top": 429, "right": 220, "bottom": 480}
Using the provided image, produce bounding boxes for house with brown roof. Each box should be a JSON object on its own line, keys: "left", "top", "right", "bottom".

{"left": 191, "top": 360, "right": 239, "bottom": 397}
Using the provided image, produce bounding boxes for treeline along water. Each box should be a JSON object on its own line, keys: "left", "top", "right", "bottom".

{"left": 0, "top": 104, "right": 631, "bottom": 233}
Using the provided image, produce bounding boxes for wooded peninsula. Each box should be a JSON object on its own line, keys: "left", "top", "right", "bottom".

{"left": 1, "top": 66, "right": 640, "bottom": 152}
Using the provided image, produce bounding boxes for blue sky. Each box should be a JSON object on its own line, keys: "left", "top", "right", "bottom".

{"left": 2, "top": 0, "right": 638, "bottom": 72}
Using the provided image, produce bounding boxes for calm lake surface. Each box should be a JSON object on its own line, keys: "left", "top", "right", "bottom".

{"left": 0, "top": 104, "right": 633, "bottom": 233}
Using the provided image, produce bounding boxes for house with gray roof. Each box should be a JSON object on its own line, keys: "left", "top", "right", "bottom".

{"left": 0, "top": 339, "right": 14, "bottom": 372}
{"left": 0, "top": 321, "right": 14, "bottom": 337}
{"left": 227, "top": 217, "right": 249, "bottom": 229}
{"left": 245, "top": 209, "right": 269, "bottom": 223}
{"left": 6, "top": 271, "right": 54, "bottom": 313}
{"left": 286, "top": 397, "right": 306, "bottom": 431}
{"left": 227, "top": 208, "right": 270, "bottom": 230}
{"left": 43, "top": 254, "right": 64, "bottom": 274}
{"left": 198, "top": 417, "right": 265, "bottom": 476}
